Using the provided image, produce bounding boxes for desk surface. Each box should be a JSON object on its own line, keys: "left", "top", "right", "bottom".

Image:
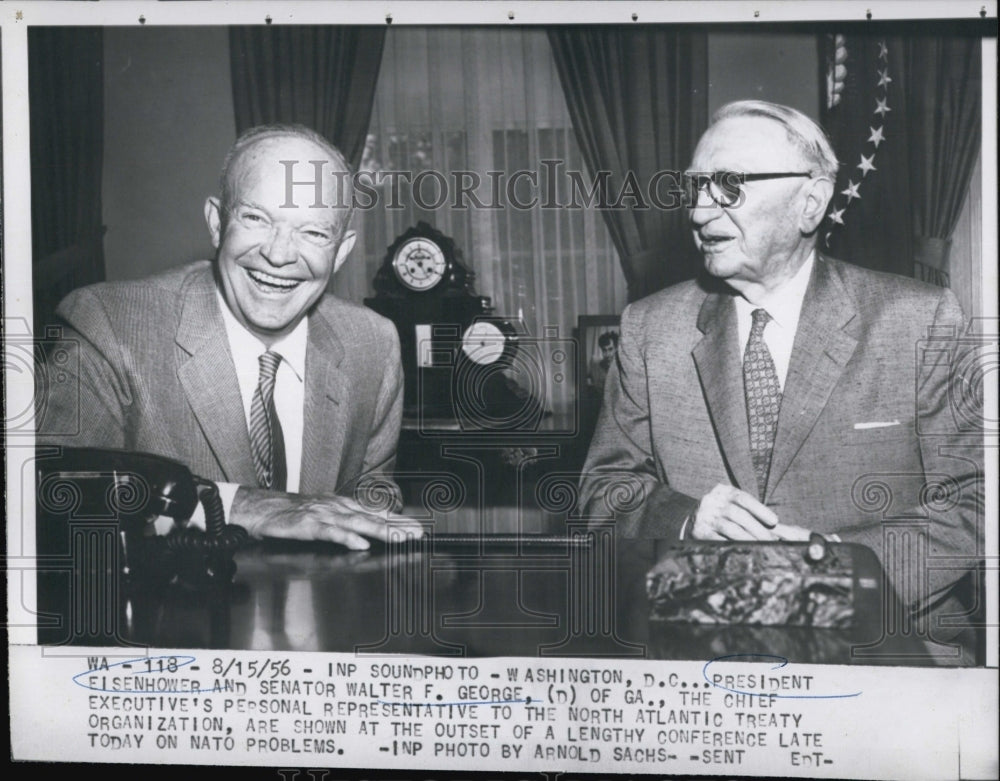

{"left": 59, "top": 529, "right": 952, "bottom": 667}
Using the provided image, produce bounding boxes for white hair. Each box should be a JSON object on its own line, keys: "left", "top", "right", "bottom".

{"left": 711, "top": 100, "right": 839, "bottom": 179}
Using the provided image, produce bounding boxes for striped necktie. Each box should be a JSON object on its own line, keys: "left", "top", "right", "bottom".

{"left": 743, "top": 308, "right": 781, "bottom": 497}
{"left": 249, "top": 350, "right": 287, "bottom": 491}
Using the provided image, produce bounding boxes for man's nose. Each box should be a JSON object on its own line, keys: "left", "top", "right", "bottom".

{"left": 687, "top": 187, "right": 723, "bottom": 227}
{"left": 260, "top": 224, "right": 298, "bottom": 266}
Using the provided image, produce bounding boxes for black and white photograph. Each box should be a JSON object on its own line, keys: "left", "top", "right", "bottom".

{"left": 4, "top": 2, "right": 997, "bottom": 779}
{"left": 578, "top": 315, "right": 621, "bottom": 396}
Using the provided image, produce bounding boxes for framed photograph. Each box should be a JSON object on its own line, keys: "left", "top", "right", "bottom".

{"left": 577, "top": 314, "right": 621, "bottom": 400}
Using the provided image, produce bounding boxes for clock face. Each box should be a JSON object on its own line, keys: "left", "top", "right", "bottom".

{"left": 392, "top": 238, "right": 447, "bottom": 291}
{"left": 461, "top": 321, "right": 509, "bottom": 365}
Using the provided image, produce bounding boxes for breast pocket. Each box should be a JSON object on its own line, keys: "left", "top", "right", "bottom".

{"left": 840, "top": 418, "right": 915, "bottom": 446}
{"left": 838, "top": 420, "right": 923, "bottom": 486}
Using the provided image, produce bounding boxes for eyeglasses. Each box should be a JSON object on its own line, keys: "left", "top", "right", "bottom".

{"left": 682, "top": 171, "right": 813, "bottom": 208}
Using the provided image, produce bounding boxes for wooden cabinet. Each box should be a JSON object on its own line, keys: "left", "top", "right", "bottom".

{"left": 395, "top": 413, "right": 593, "bottom": 531}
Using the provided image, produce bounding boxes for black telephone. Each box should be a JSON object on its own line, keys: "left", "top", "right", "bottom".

{"left": 36, "top": 447, "right": 251, "bottom": 645}
{"left": 36, "top": 446, "right": 249, "bottom": 543}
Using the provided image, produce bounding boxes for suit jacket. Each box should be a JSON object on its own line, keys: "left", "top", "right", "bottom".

{"left": 579, "top": 254, "right": 982, "bottom": 616}
{"left": 38, "top": 261, "right": 404, "bottom": 501}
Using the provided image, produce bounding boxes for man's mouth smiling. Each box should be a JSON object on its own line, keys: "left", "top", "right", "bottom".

{"left": 246, "top": 267, "right": 302, "bottom": 292}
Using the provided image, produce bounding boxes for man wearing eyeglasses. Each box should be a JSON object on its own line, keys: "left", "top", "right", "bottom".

{"left": 38, "top": 124, "right": 422, "bottom": 548}
{"left": 579, "top": 100, "right": 980, "bottom": 651}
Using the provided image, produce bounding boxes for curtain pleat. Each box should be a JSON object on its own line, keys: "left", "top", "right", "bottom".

{"left": 548, "top": 27, "right": 709, "bottom": 301}
{"left": 229, "top": 26, "right": 386, "bottom": 170}
{"left": 29, "top": 27, "right": 106, "bottom": 334}
{"left": 908, "top": 37, "right": 981, "bottom": 281}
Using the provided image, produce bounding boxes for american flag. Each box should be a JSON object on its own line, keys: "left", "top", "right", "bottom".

{"left": 820, "top": 34, "right": 919, "bottom": 281}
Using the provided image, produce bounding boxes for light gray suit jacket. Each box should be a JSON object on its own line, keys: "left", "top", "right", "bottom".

{"left": 38, "top": 261, "right": 403, "bottom": 500}
{"left": 579, "top": 254, "right": 982, "bottom": 616}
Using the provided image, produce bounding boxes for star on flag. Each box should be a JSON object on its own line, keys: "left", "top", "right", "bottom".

{"left": 825, "top": 36, "right": 895, "bottom": 242}
{"left": 841, "top": 180, "right": 862, "bottom": 202}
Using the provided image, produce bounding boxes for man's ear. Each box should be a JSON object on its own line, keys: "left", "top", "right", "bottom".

{"left": 204, "top": 197, "right": 223, "bottom": 249}
{"left": 332, "top": 229, "right": 357, "bottom": 274}
{"left": 799, "top": 177, "right": 834, "bottom": 234}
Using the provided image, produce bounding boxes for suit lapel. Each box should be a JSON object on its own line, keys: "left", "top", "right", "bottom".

{"left": 175, "top": 267, "right": 257, "bottom": 484}
{"left": 767, "top": 256, "right": 858, "bottom": 495}
{"left": 299, "top": 309, "right": 349, "bottom": 495}
{"left": 691, "top": 291, "right": 759, "bottom": 495}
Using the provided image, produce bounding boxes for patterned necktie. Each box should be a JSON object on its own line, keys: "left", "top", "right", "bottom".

{"left": 743, "top": 308, "right": 781, "bottom": 497}
{"left": 249, "top": 350, "right": 287, "bottom": 491}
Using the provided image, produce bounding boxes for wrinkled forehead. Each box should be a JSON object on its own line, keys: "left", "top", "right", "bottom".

{"left": 689, "top": 116, "right": 808, "bottom": 173}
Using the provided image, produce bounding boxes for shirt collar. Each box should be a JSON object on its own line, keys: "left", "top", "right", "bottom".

{"left": 734, "top": 252, "right": 815, "bottom": 332}
{"left": 216, "top": 289, "right": 308, "bottom": 382}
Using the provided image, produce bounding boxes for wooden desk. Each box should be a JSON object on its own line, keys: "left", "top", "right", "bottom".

{"left": 37, "top": 509, "right": 959, "bottom": 666}
{"left": 395, "top": 414, "right": 591, "bottom": 512}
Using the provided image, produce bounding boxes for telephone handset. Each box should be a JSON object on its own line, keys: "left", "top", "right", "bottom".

{"left": 36, "top": 447, "right": 249, "bottom": 577}
{"left": 35, "top": 448, "right": 253, "bottom": 645}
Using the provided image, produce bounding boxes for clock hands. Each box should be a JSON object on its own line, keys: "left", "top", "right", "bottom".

{"left": 396, "top": 241, "right": 446, "bottom": 290}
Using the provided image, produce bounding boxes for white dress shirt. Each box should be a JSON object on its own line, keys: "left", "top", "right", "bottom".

{"left": 733, "top": 253, "right": 815, "bottom": 390}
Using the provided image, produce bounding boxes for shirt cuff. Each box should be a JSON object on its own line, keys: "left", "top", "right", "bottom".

{"left": 152, "top": 481, "right": 241, "bottom": 535}
{"left": 679, "top": 514, "right": 691, "bottom": 540}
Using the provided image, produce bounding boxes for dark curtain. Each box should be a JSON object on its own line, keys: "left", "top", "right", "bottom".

{"left": 548, "top": 27, "right": 709, "bottom": 301}
{"left": 908, "top": 38, "right": 981, "bottom": 284}
{"left": 229, "top": 26, "right": 386, "bottom": 170}
{"left": 820, "top": 33, "right": 980, "bottom": 285}
{"left": 29, "top": 27, "right": 105, "bottom": 335}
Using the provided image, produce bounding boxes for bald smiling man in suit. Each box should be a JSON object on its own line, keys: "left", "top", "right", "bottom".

{"left": 579, "top": 100, "right": 982, "bottom": 650}
{"left": 38, "top": 124, "right": 422, "bottom": 548}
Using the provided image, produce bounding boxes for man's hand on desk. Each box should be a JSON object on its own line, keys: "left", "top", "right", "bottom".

{"left": 689, "top": 484, "right": 812, "bottom": 542}
{"left": 230, "top": 488, "right": 424, "bottom": 550}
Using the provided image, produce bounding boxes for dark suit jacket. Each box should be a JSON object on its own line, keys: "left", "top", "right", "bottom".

{"left": 37, "top": 261, "right": 404, "bottom": 501}
{"left": 579, "top": 254, "right": 982, "bottom": 618}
